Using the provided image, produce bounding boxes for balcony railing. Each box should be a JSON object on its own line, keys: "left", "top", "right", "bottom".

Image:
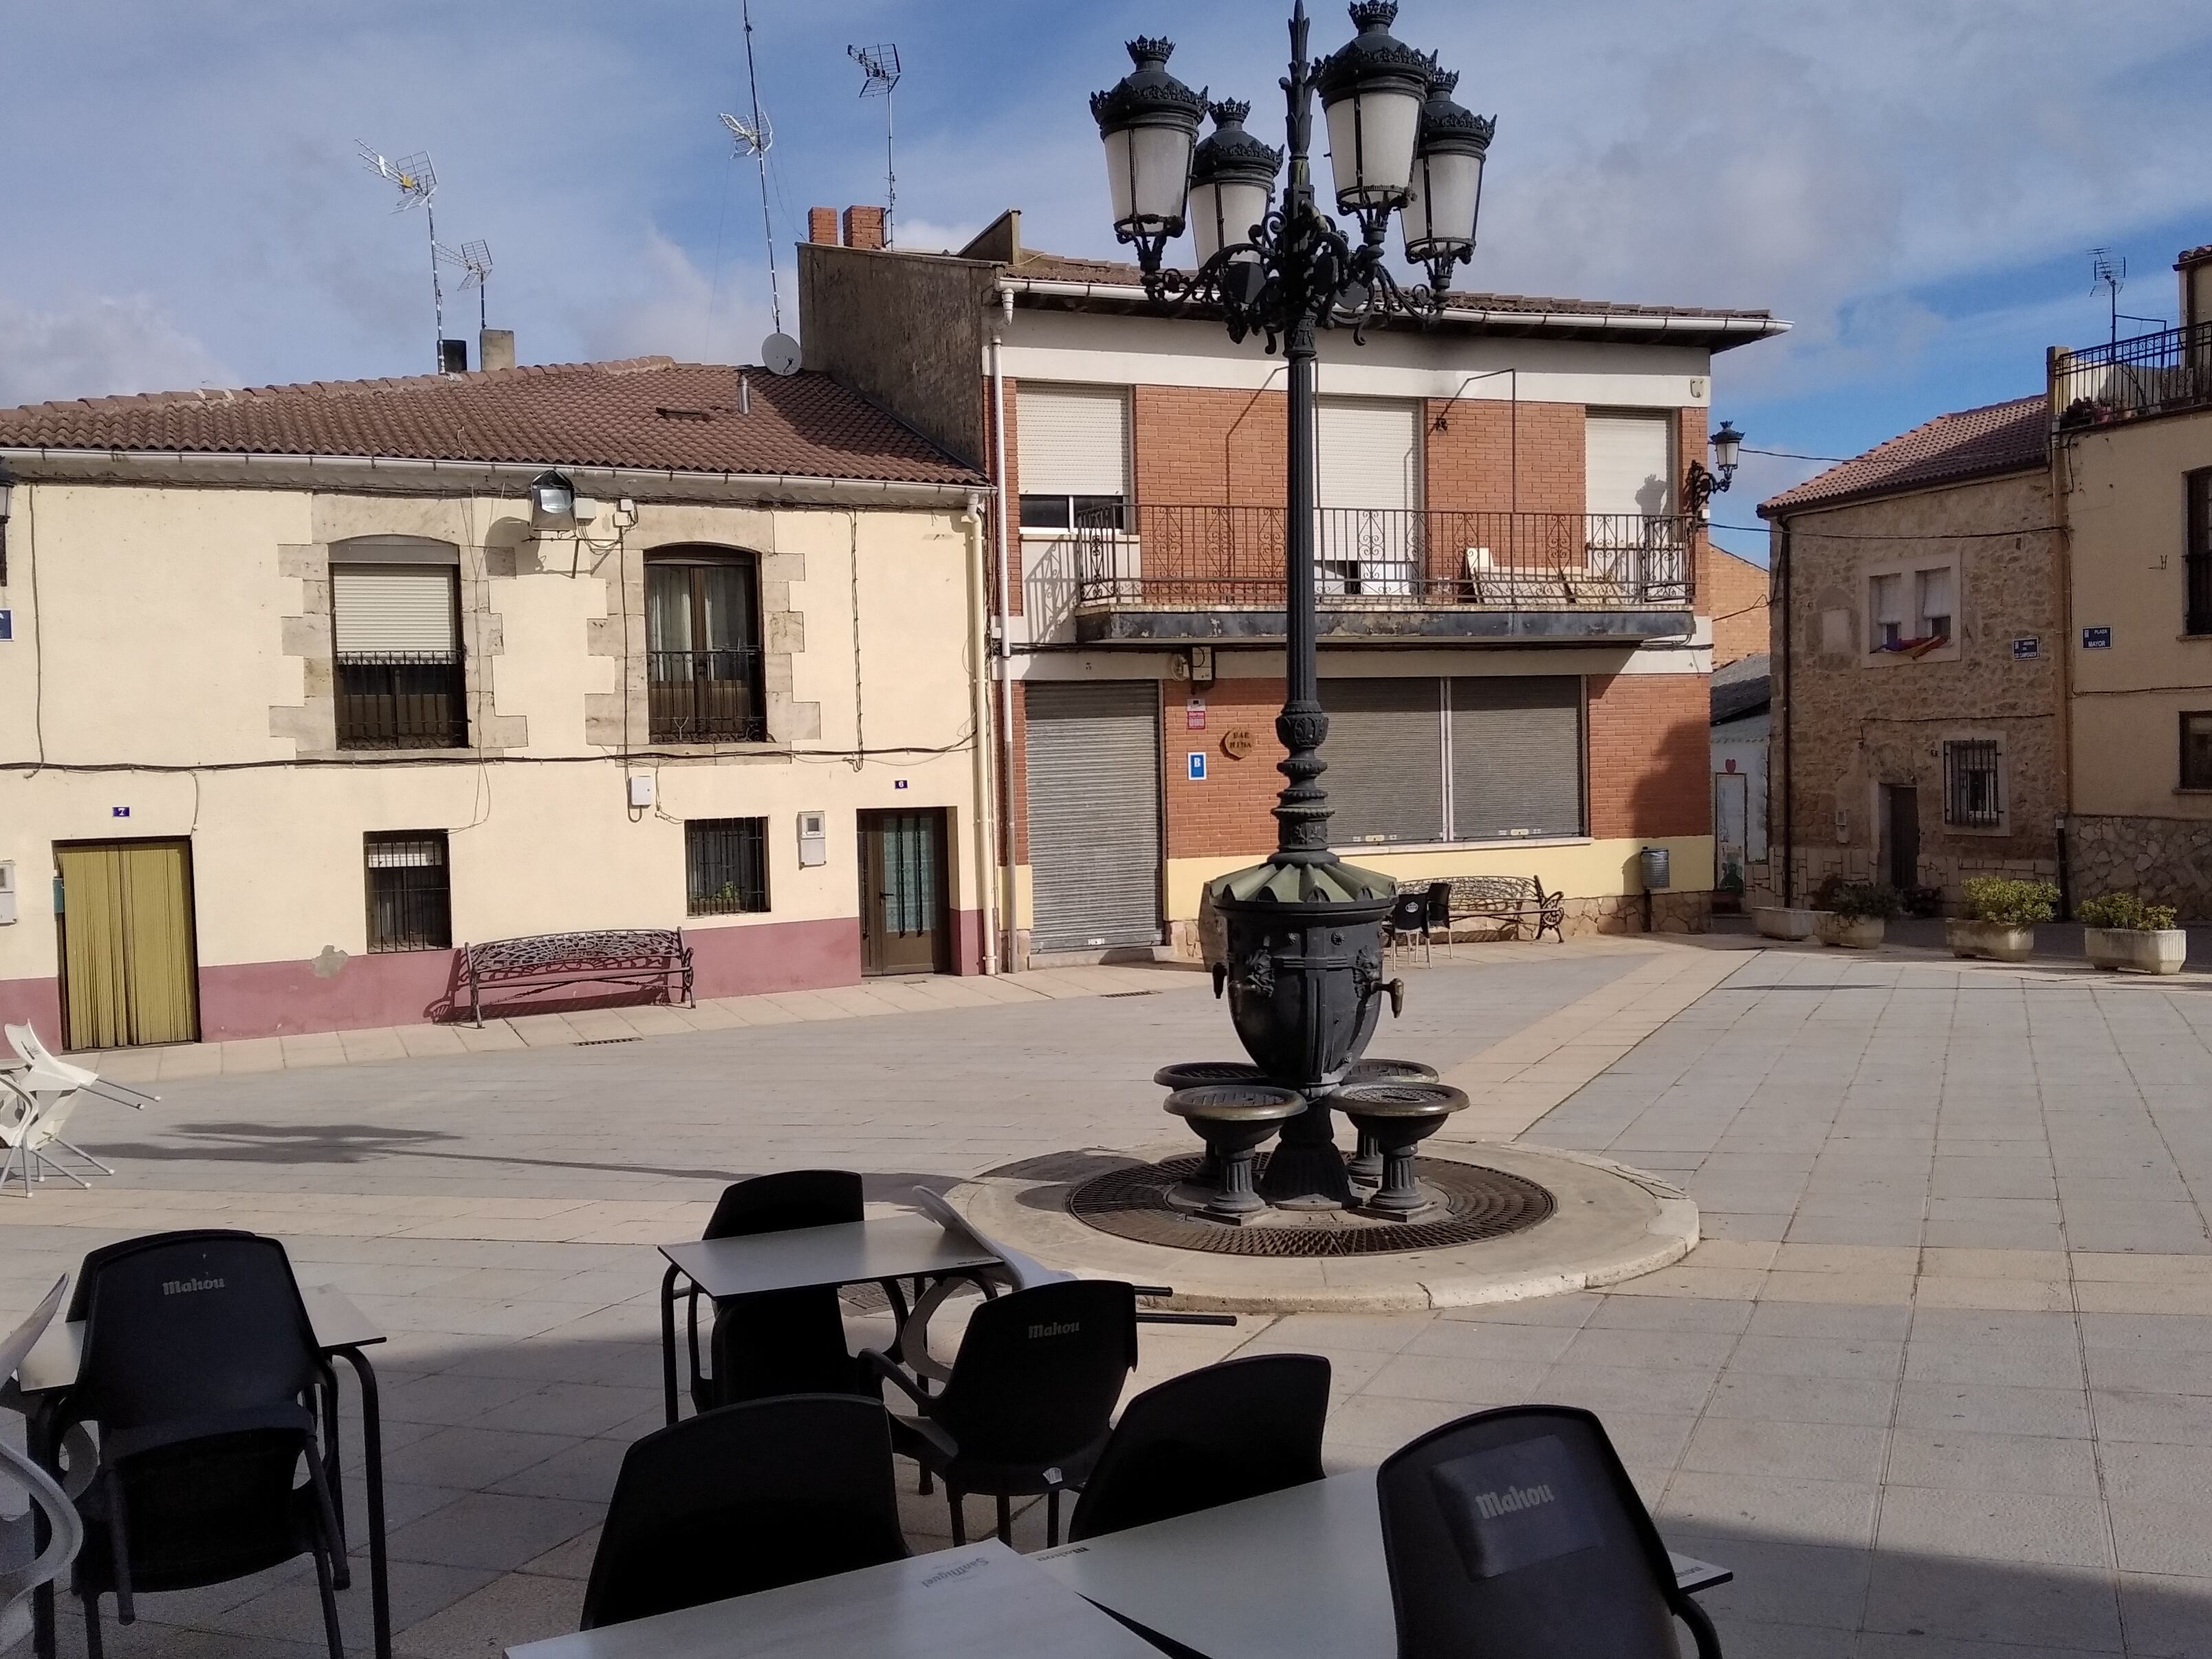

{"left": 336, "top": 653, "right": 468, "bottom": 749}
{"left": 1070, "top": 506, "right": 1694, "bottom": 611}
{"left": 2055, "top": 322, "right": 2212, "bottom": 428}
{"left": 648, "top": 648, "right": 767, "bottom": 743}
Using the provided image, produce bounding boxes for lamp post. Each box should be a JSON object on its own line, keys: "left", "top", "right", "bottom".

{"left": 1683, "top": 419, "right": 1744, "bottom": 520}
{"left": 1093, "top": 1, "right": 1491, "bottom": 1209}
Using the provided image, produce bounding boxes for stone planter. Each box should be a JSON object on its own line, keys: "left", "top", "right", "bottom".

{"left": 1754, "top": 907, "right": 1817, "bottom": 941}
{"left": 1946, "top": 919, "right": 2037, "bottom": 963}
{"left": 1813, "top": 912, "right": 1885, "bottom": 949}
{"left": 2083, "top": 926, "right": 2187, "bottom": 976}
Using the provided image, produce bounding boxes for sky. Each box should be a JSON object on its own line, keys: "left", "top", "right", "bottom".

{"left": 6, "top": 1, "right": 2212, "bottom": 561}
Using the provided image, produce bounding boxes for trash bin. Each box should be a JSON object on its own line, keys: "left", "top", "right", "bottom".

{"left": 1639, "top": 846, "right": 1671, "bottom": 891}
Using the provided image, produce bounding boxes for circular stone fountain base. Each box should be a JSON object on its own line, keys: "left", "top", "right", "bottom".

{"left": 942, "top": 1141, "right": 1699, "bottom": 1314}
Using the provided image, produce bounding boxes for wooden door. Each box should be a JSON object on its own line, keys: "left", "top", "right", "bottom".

{"left": 858, "top": 811, "right": 948, "bottom": 976}
{"left": 1883, "top": 785, "right": 1920, "bottom": 891}
{"left": 55, "top": 839, "right": 200, "bottom": 1049}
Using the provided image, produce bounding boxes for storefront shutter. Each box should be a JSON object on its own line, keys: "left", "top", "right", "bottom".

{"left": 1017, "top": 386, "right": 1131, "bottom": 497}
{"left": 1322, "top": 677, "right": 1445, "bottom": 844}
{"left": 1025, "top": 680, "right": 1161, "bottom": 951}
{"left": 331, "top": 565, "right": 459, "bottom": 656}
{"left": 1449, "top": 676, "right": 1584, "bottom": 839}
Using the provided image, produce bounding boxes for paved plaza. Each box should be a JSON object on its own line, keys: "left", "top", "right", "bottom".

{"left": 6, "top": 936, "right": 2212, "bottom": 1657}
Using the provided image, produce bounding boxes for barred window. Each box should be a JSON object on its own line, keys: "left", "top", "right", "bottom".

{"left": 364, "top": 833, "right": 451, "bottom": 952}
{"left": 1942, "top": 740, "right": 2002, "bottom": 828}
{"left": 687, "top": 817, "right": 769, "bottom": 915}
{"left": 2182, "top": 713, "right": 2212, "bottom": 790}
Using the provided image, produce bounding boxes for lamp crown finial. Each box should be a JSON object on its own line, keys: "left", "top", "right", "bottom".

{"left": 1127, "top": 36, "right": 1175, "bottom": 65}
{"left": 1349, "top": 1, "right": 1400, "bottom": 30}
{"left": 1429, "top": 68, "right": 1459, "bottom": 96}
{"left": 1210, "top": 98, "right": 1253, "bottom": 126}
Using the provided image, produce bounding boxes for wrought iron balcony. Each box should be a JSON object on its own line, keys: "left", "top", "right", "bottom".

{"left": 1035, "top": 506, "right": 1696, "bottom": 646}
{"left": 336, "top": 653, "right": 468, "bottom": 749}
{"left": 2054, "top": 322, "right": 2212, "bottom": 428}
{"left": 648, "top": 647, "right": 767, "bottom": 743}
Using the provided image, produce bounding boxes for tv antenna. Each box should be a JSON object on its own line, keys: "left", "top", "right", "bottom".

{"left": 848, "top": 42, "right": 901, "bottom": 247}
{"left": 358, "top": 142, "right": 453, "bottom": 373}
{"left": 719, "top": 0, "right": 785, "bottom": 339}
{"left": 439, "top": 239, "right": 495, "bottom": 332}
{"left": 2088, "top": 246, "right": 2166, "bottom": 347}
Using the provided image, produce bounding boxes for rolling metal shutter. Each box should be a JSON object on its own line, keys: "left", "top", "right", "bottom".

{"left": 1321, "top": 677, "right": 1445, "bottom": 845}
{"left": 1017, "top": 386, "right": 1131, "bottom": 497}
{"left": 1025, "top": 680, "right": 1161, "bottom": 951}
{"left": 331, "top": 565, "right": 459, "bottom": 655}
{"left": 1449, "top": 676, "right": 1584, "bottom": 839}
{"left": 1584, "top": 413, "right": 1673, "bottom": 518}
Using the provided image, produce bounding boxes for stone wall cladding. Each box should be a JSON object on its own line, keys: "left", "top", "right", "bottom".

{"left": 2070, "top": 814, "right": 2212, "bottom": 917}
{"left": 1769, "top": 468, "right": 2062, "bottom": 904}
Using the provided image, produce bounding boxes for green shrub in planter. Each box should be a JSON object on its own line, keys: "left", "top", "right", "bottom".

{"left": 2077, "top": 892, "right": 2178, "bottom": 931}
{"left": 1960, "top": 877, "right": 2058, "bottom": 927}
{"left": 1824, "top": 881, "right": 1901, "bottom": 921}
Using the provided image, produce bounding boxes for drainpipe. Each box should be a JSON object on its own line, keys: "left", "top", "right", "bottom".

{"left": 1777, "top": 518, "right": 1795, "bottom": 905}
{"left": 990, "top": 288, "right": 1017, "bottom": 969}
{"left": 963, "top": 490, "right": 1001, "bottom": 974}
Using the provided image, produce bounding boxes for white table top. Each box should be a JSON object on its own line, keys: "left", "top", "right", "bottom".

{"left": 506, "top": 1539, "right": 1165, "bottom": 1659}
{"left": 11, "top": 1282, "right": 384, "bottom": 1395}
{"left": 1033, "top": 1469, "right": 1727, "bottom": 1659}
{"left": 660, "top": 1214, "right": 1001, "bottom": 1302}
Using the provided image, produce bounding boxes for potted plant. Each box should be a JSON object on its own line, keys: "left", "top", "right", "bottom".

{"left": 1813, "top": 880, "right": 1899, "bottom": 948}
{"left": 1947, "top": 877, "right": 2058, "bottom": 963}
{"left": 1754, "top": 904, "right": 1817, "bottom": 941}
{"left": 2079, "top": 892, "right": 2187, "bottom": 975}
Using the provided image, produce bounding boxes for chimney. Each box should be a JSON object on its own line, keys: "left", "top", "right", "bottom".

{"left": 479, "top": 328, "right": 516, "bottom": 373}
{"left": 2179, "top": 243, "right": 2212, "bottom": 333}
{"left": 843, "top": 206, "right": 887, "bottom": 251}
{"left": 807, "top": 206, "right": 840, "bottom": 245}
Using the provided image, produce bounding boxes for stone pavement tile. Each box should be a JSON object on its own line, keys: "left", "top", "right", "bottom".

{"left": 1705, "top": 1370, "right": 1898, "bottom": 1427}
{"left": 509, "top": 1015, "right": 582, "bottom": 1048}
{"left": 1325, "top": 1390, "right": 1484, "bottom": 1455}
{"left": 382, "top": 1370, "right": 544, "bottom": 1426}
{"left": 2092, "top": 1388, "right": 2212, "bottom": 1445}
{"left": 1397, "top": 1317, "right": 1581, "bottom": 1363}
{"left": 337, "top": 1027, "right": 410, "bottom": 1064}
{"left": 2110, "top": 1499, "right": 2212, "bottom": 1579}
{"left": 479, "top": 1381, "right": 662, "bottom": 1438}
{"left": 206, "top": 1558, "right": 497, "bottom": 1651}
{"left": 1661, "top": 1531, "right": 1871, "bottom": 1632}
{"left": 1703, "top": 1620, "right": 1856, "bottom": 1658}
{"left": 1660, "top": 1471, "right": 1880, "bottom": 1546}
{"left": 1698, "top": 1211, "right": 1794, "bottom": 1242}
{"left": 1930, "top": 1155, "right": 2059, "bottom": 1199}
{"left": 1920, "top": 1247, "right": 2075, "bottom": 1284}
{"left": 394, "top": 1567, "right": 587, "bottom": 1657}
{"left": 1905, "top": 1341, "right": 2085, "bottom": 1389}
{"left": 1556, "top": 1325, "right": 1738, "bottom": 1372}
{"left": 384, "top": 1489, "right": 604, "bottom": 1574}
{"left": 1782, "top": 1211, "right": 1928, "bottom": 1248}
{"left": 1759, "top": 1268, "right": 1916, "bottom": 1306}
{"left": 1911, "top": 1307, "right": 2082, "bottom": 1343}
{"left": 454, "top": 1023, "right": 528, "bottom": 1051}
{"left": 387, "top": 1424, "right": 584, "bottom": 1491}
{"left": 2117, "top": 1572, "right": 2212, "bottom": 1659}
{"left": 1916, "top": 1276, "right": 2075, "bottom": 1311}
{"left": 1584, "top": 1408, "right": 1698, "bottom": 1471}
{"left": 2083, "top": 1345, "right": 2212, "bottom": 1394}
{"left": 1773, "top": 1243, "right": 1921, "bottom": 1276}
{"left": 1896, "top": 1381, "right": 2092, "bottom": 1439}
{"left": 396, "top": 1024, "right": 469, "bottom": 1057}
{"left": 1875, "top": 1487, "right": 2112, "bottom": 1569}
{"left": 217, "top": 1037, "right": 287, "bottom": 1073}
{"left": 155, "top": 1044, "right": 223, "bottom": 1079}
{"left": 1727, "top": 1334, "right": 1904, "bottom": 1381}
{"left": 340, "top": 1473, "right": 469, "bottom": 1534}
{"left": 1584, "top": 1295, "right": 1754, "bottom": 1334}
{"left": 1680, "top": 1238, "right": 1781, "bottom": 1272}
{"left": 485, "top": 1433, "right": 629, "bottom": 1503}
{"left": 1885, "top": 1427, "right": 2100, "bottom": 1497}
{"left": 2062, "top": 1204, "right": 2212, "bottom": 1255}
{"left": 278, "top": 1033, "right": 348, "bottom": 1067}
{"left": 1359, "top": 1352, "right": 1554, "bottom": 1404}
{"left": 1539, "top": 1361, "right": 1719, "bottom": 1416}
{"left": 516, "top": 1526, "right": 602, "bottom": 1581}
{"left": 1604, "top": 1266, "right": 1766, "bottom": 1301}
{"left": 2079, "top": 1312, "right": 2212, "bottom": 1354}
{"left": 2075, "top": 1282, "right": 2212, "bottom": 1317}
{"left": 1678, "top": 1417, "right": 1889, "bottom": 1484}
{"left": 1860, "top": 1554, "right": 2123, "bottom": 1653}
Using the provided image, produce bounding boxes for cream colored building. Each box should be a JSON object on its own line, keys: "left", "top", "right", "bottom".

{"left": 0, "top": 354, "right": 994, "bottom": 1048}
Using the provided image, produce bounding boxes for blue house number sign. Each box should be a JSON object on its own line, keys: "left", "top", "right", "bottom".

{"left": 1187, "top": 751, "right": 1207, "bottom": 782}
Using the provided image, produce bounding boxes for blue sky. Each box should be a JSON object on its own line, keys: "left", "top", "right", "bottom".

{"left": 6, "top": 1, "right": 2212, "bottom": 559}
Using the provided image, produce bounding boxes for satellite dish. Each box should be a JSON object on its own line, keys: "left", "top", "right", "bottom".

{"left": 761, "top": 333, "right": 802, "bottom": 376}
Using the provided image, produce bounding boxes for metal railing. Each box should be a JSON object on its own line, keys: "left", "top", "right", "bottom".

{"left": 1070, "top": 506, "right": 1694, "bottom": 610}
{"left": 336, "top": 653, "right": 468, "bottom": 749}
{"left": 2054, "top": 322, "right": 2212, "bottom": 427}
{"left": 648, "top": 647, "right": 767, "bottom": 743}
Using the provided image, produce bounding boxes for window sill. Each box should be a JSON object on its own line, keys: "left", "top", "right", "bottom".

{"left": 685, "top": 910, "right": 775, "bottom": 923}
{"left": 640, "top": 740, "right": 788, "bottom": 758}
{"left": 2173, "top": 788, "right": 2212, "bottom": 796}
{"left": 1939, "top": 822, "right": 2012, "bottom": 837}
{"left": 364, "top": 943, "right": 453, "bottom": 954}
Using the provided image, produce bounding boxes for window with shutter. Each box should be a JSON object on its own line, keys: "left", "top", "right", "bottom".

{"left": 1449, "top": 677, "right": 1584, "bottom": 839}
{"left": 1322, "top": 678, "right": 1445, "bottom": 844}
{"left": 1018, "top": 386, "right": 1131, "bottom": 529}
{"left": 330, "top": 557, "right": 466, "bottom": 749}
{"left": 1317, "top": 399, "right": 1421, "bottom": 595}
{"left": 1916, "top": 567, "right": 1955, "bottom": 639}
{"left": 1869, "top": 573, "right": 1905, "bottom": 648}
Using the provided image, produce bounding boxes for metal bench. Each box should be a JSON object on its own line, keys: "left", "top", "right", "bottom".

{"left": 1403, "top": 875, "right": 1566, "bottom": 944}
{"left": 461, "top": 928, "right": 695, "bottom": 1026}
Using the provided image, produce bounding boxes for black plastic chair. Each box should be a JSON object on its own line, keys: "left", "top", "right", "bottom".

{"left": 1383, "top": 892, "right": 1432, "bottom": 967}
{"left": 865, "top": 1278, "right": 1137, "bottom": 1548}
{"left": 1377, "top": 1405, "right": 1723, "bottom": 1659}
{"left": 56, "top": 1232, "right": 349, "bottom": 1659}
{"left": 1067, "top": 1353, "right": 1330, "bottom": 1541}
{"left": 1423, "top": 880, "right": 1456, "bottom": 958}
{"left": 685, "top": 1170, "right": 866, "bottom": 1414}
{"left": 579, "top": 1394, "right": 909, "bottom": 1631}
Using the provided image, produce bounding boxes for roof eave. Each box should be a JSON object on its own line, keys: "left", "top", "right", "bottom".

{"left": 1757, "top": 456, "right": 2047, "bottom": 521}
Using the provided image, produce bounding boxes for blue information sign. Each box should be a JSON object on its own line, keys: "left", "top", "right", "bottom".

{"left": 2082, "top": 626, "right": 2112, "bottom": 650}
{"left": 1187, "top": 751, "right": 1207, "bottom": 782}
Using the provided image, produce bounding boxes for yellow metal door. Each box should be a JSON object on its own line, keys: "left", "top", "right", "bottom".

{"left": 56, "top": 841, "right": 199, "bottom": 1049}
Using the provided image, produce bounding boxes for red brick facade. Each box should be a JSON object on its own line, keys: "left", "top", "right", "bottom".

{"left": 1163, "top": 677, "right": 1288, "bottom": 859}
{"left": 1707, "top": 546, "right": 1770, "bottom": 666}
{"left": 1587, "top": 670, "right": 1711, "bottom": 840}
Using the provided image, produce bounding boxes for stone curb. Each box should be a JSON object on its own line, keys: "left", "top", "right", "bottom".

{"left": 943, "top": 1141, "right": 1698, "bottom": 1315}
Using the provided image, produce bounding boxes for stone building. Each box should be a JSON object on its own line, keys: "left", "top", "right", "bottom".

{"left": 1757, "top": 397, "right": 2062, "bottom": 909}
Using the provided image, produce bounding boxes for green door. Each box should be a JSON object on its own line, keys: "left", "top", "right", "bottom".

{"left": 858, "top": 811, "right": 948, "bottom": 976}
{"left": 55, "top": 839, "right": 201, "bottom": 1049}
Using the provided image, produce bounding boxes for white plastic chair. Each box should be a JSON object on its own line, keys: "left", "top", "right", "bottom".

{"left": 0, "top": 1275, "right": 85, "bottom": 1651}
{"left": 3, "top": 1025, "right": 157, "bottom": 1110}
{"left": 0, "top": 1068, "right": 102, "bottom": 1189}
{"left": 0, "top": 1079, "right": 46, "bottom": 1198}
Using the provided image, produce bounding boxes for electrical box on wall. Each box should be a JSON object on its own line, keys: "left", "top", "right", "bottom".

{"left": 0, "top": 860, "right": 15, "bottom": 925}
{"left": 627, "top": 775, "right": 655, "bottom": 809}
{"left": 798, "top": 811, "right": 827, "bottom": 867}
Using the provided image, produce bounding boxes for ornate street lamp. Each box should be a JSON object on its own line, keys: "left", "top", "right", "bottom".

{"left": 1684, "top": 420, "right": 1744, "bottom": 520}
{"left": 1091, "top": 1, "right": 1493, "bottom": 1209}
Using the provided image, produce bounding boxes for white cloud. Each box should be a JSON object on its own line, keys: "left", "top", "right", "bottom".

{"left": 0, "top": 290, "right": 232, "bottom": 407}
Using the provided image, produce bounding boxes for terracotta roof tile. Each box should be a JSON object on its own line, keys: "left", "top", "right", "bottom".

{"left": 1758, "top": 395, "right": 2046, "bottom": 516}
{"left": 0, "top": 358, "right": 983, "bottom": 486}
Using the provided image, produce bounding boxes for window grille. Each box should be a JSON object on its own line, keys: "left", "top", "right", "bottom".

{"left": 687, "top": 817, "right": 769, "bottom": 915}
{"left": 647, "top": 553, "right": 766, "bottom": 742}
{"left": 2182, "top": 713, "right": 2212, "bottom": 791}
{"left": 364, "top": 833, "right": 452, "bottom": 952}
{"left": 1942, "top": 740, "right": 2002, "bottom": 828}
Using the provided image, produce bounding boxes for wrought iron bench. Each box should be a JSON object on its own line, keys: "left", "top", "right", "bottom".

{"left": 461, "top": 929, "right": 695, "bottom": 1026}
{"left": 1401, "top": 875, "right": 1566, "bottom": 944}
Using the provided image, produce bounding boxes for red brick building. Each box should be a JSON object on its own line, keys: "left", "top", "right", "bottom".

{"left": 800, "top": 208, "right": 1786, "bottom": 963}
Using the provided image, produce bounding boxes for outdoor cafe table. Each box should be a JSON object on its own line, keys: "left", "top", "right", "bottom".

{"left": 506, "top": 1538, "right": 1165, "bottom": 1659}
{"left": 656, "top": 1211, "right": 1003, "bottom": 1424}
{"left": 1033, "top": 1466, "right": 1731, "bottom": 1659}
{"left": 8, "top": 1282, "right": 393, "bottom": 1659}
